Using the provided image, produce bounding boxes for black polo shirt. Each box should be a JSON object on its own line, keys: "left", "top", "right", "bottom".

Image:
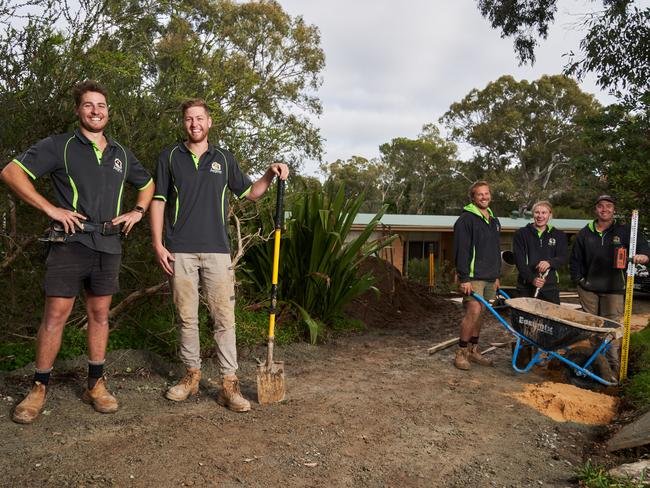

{"left": 12, "top": 129, "right": 152, "bottom": 254}
{"left": 153, "top": 142, "right": 253, "bottom": 253}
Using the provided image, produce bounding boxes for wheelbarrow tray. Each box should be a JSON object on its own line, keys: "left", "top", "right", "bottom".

{"left": 473, "top": 292, "right": 622, "bottom": 385}
{"left": 505, "top": 297, "right": 622, "bottom": 350}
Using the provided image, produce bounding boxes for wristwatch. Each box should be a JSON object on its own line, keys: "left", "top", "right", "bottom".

{"left": 133, "top": 205, "right": 146, "bottom": 214}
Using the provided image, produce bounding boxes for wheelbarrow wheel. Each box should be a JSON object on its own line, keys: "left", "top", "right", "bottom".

{"left": 562, "top": 346, "right": 613, "bottom": 390}
{"left": 511, "top": 342, "right": 537, "bottom": 370}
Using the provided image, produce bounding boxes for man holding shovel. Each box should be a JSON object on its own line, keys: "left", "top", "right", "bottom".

{"left": 513, "top": 201, "right": 568, "bottom": 304}
{"left": 150, "top": 99, "right": 288, "bottom": 412}
{"left": 570, "top": 195, "right": 649, "bottom": 372}
{"left": 452, "top": 180, "right": 501, "bottom": 371}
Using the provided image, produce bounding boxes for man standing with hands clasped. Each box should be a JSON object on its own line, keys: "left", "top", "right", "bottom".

{"left": 513, "top": 201, "right": 568, "bottom": 304}
{"left": 453, "top": 180, "right": 501, "bottom": 371}
{"left": 1, "top": 80, "right": 153, "bottom": 424}
{"left": 150, "top": 99, "right": 288, "bottom": 412}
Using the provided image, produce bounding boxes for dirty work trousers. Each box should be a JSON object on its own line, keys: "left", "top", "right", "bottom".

{"left": 578, "top": 285, "right": 624, "bottom": 372}
{"left": 170, "top": 253, "right": 238, "bottom": 375}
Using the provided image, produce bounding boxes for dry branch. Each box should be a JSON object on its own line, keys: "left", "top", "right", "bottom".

{"left": 427, "top": 337, "right": 459, "bottom": 354}
{"left": 0, "top": 235, "right": 37, "bottom": 272}
{"left": 78, "top": 281, "right": 169, "bottom": 329}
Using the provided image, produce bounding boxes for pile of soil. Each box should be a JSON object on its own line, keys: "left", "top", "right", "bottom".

{"left": 512, "top": 381, "right": 619, "bottom": 425}
{"left": 345, "top": 257, "right": 461, "bottom": 331}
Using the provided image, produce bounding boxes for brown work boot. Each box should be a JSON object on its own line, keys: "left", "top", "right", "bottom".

{"left": 468, "top": 343, "right": 493, "bottom": 366}
{"left": 454, "top": 347, "right": 470, "bottom": 370}
{"left": 12, "top": 382, "right": 47, "bottom": 424}
{"left": 216, "top": 375, "right": 251, "bottom": 412}
{"left": 165, "top": 368, "right": 201, "bottom": 402}
{"left": 82, "top": 378, "right": 119, "bottom": 413}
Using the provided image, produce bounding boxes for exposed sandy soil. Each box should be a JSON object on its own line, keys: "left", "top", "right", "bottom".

{"left": 0, "top": 261, "right": 647, "bottom": 488}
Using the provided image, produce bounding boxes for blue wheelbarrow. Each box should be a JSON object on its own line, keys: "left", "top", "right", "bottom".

{"left": 473, "top": 290, "right": 622, "bottom": 386}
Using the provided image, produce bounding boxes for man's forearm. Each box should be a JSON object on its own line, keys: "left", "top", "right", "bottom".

{"left": 149, "top": 200, "right": 166, "bottom": 247}
{"left": 135, "top": 183, "right": 154, "bottom": 211}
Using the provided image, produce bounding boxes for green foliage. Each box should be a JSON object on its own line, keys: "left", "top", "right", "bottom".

{"left": 320, "top": 156, "right": 388, "bottom": 213}
{"left": 441, "top": 74, "right": 602, "bottom": 213}
{"left": 0, "top": 0, "right": 325, "bottom": 344}
{"left": 234, "top": 305, "right": 300, "bottom": 348}
{"left": 241, "top": 186, "right": 394, "bottom": 343}
{"left": 378, "top": 124, "right": 463, "bottom": 215}
{"left": 406, "top": 258, "right": 456, "bottom": 294}
{"left": 625, "top": 325, "right": 650, "bottom": 408}
{"left": 0, "top": 295, "right": 296, "bottom": 371}
{"left": 577, "top": 98, "right": 650, "bottom": 225}
{"left": 576, "top": 459, "right": 645, "bottom": 488}
{"left": 477, "top": 1, "right": 650, "bottom": 109}
{"left": 320, "top": 125, "right": 463, "bottom": 215}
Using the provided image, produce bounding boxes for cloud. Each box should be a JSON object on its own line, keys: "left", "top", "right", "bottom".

{"left": 278, "top": 0, "right": 615, "bottom": 175}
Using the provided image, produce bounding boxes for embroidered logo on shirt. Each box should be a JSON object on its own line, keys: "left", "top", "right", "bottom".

{"left": 210, "top": 162, "right": 222, "bottom": 174}
{"left": 613, "top": 236, "right": 621, "bottom": 245}
{"left": 113, "top": 158, "right": 123, "bottom": 173}
{"left": 548, "top": 237, "right": 556, "bottom": 246}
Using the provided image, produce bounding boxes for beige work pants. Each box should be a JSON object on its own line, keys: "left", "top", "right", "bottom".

{"left": 170, "top": 253, "right": 237, "bottom": 375}
{"left": 578, "top": 285, "right": 624, "bottom": 371}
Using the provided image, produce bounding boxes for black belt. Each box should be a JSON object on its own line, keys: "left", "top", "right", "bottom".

{"left": 39, "top": 221, "right": 123, "bottom": 243}
{"left": 76, "top": 221, "right": 122, "bottom": 235}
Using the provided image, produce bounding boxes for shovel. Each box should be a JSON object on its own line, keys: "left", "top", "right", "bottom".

{"left": 256, "top": 177, "right": 286, "bottom": 405}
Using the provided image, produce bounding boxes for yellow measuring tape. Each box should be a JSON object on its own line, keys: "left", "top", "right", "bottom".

{"left": 619, "top": 209, "right": 639, "bottom": 383}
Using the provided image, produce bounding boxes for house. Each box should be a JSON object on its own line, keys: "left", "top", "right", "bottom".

{"left": 350, "top": 213, "right": 591, "bottom": 276}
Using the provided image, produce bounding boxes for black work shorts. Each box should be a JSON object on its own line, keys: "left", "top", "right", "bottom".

{"left": 44, "top": 242, "right": 121, "bottom": 297}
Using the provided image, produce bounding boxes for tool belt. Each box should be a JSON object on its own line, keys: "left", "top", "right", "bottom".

{"left": 39, "top": 221, "right": 123, "bottom": 243}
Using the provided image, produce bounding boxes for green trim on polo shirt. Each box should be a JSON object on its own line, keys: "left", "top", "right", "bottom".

{"left": 153, "top": 195, "right": 167, "bottom": 201}
{"left": 239, "top": 185, "right": 252, "bottom": 199}
{"left": 138, "top": 178, "right": 153, "bottom": 191}
{"left": 190, "top": 152, "right": 199, "bottom": 170}
{"left": 91, "top": 142, "right": 103, "bottom": 165}
{"left": 221, "top": 185, "right": 227, "bottom": 223}
{"left": 63, "top": 136, "right": 79, "bottom": 210}
{"left": 174, "top": 184, "right": 180, "bottom": 225}
{"left": 114, "top": 141, "right": 129, "bottom": 216}
{"left": 12, "top": 159, "right": 36, "bottom": 180}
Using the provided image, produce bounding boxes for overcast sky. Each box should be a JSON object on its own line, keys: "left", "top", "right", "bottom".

{"left": 277, "top": 0, "right": 617, "bottom": 175}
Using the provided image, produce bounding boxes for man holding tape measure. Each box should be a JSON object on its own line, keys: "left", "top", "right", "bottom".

{"left": 570, "top": 195, "right": 649, "bottom": 371}
{"left": 150, "top": 98, "right": 288, "bottom": 412}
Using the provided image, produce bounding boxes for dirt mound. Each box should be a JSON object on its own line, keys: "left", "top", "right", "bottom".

{"left": 345, "top": 257, "right": 461, "bottom": 331}
{"left": 512, "top": 381, "right": 619, "bottom": 425}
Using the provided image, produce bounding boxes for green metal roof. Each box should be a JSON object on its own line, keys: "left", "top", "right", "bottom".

{"left": 353, "top": 213, "right": 590, "bottom": 232}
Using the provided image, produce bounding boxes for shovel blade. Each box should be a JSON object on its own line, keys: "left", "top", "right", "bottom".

{"left": 256, "top": 361, "right": 286, "bottom": 405}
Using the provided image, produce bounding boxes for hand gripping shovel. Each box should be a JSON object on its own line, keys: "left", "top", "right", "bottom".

{"left": 533, "top": 269, "right": 550, "bottom": 298}
{"left": 256, "top": 178, "right": 286, "bottom": 405}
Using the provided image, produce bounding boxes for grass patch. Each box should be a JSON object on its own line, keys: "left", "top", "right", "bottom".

{"left": 0, "top": 297, "right": 301, "bottom": 372}
{"left": 576, "top": 460, "right": 646, "bottom": 487}
{"left": 624, "top": 325, "right": 650, "bottom": 408}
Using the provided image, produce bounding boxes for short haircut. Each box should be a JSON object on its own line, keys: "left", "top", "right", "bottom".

{"left": 468, "top": 180, "right": 490, "bottom": 200}
{"left": 532, "top": 200, "right": 552, "bottom": 213}
{"left": 72, "top": 80, "right": 108, "bottom": 107}
{"left": 180, "top": 98, "right": 210, "bottom": 117}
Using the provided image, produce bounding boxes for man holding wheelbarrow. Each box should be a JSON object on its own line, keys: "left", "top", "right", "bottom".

{"left": 150, "top": 99, "right": 288, "bottom": 412}
{"left": 570, "top": 194, "right": 649, "bottom": 372}
{"left": 513, "top": 201, "right": 568, "bottom": 304}
{"left": 452, "top": 180, "right": 501, "bottom": 370}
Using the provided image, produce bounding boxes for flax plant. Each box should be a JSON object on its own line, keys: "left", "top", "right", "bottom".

{"left": 242, "top": 186, "right": 394, "bottom": 343}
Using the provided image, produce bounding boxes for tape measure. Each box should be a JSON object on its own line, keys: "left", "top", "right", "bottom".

{"left": 619, "top": 209, "right": 639, "bottom": 382}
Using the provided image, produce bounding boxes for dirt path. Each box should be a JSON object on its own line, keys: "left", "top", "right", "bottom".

{"left": 0, "top": 296, "right": 619, "bottom": 488}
